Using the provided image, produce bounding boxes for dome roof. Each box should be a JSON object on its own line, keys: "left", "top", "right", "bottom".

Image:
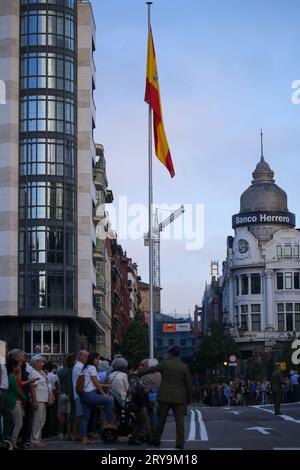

{"left": 240, "top": 156, "right": 288, "bottom": 213}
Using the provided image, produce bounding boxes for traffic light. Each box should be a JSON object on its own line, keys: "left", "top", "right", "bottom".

{"left": 223, "top": 361, "right": 228, "bottom": 367}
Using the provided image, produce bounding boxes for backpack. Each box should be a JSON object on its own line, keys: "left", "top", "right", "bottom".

{"left": 76, "top": 374, "right": 85, "bottom": 396}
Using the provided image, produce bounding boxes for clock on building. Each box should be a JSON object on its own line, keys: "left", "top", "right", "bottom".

{"left": 238, "top": 239, "right": 249, "bottom": 254}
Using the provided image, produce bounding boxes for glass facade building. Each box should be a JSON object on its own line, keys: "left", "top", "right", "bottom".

{"left": 0, "top": 0, "right": 104, "bottom": 359}
{"left": 19, "top": 0, "right": 76, "bottom": 320}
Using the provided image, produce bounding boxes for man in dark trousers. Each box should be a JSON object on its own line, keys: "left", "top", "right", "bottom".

{"left": 271, "top": 362, "right": 287, "bottom": 415}
{"left": 137, "top": 345, "right": 192, "bottom": 449}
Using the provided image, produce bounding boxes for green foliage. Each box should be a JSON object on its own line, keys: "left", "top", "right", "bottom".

{"left": 195, "top": 321, "right": 239, "bottom": 373}
{"left": 121, "top": 311, "right": 149, "bottom": 368}
{"left": 208, "top": 375, "right": 226, "bottom": 384}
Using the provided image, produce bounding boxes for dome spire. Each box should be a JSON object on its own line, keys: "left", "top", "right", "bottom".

{"left": 252, "top": 131, "right": 274, "bottom": 183}
{"left": 260, "top": 128, "right": 264, "bottom": 162}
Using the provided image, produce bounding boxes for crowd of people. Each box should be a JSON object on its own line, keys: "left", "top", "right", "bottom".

{"left": 193, "top": 370, "right": 300, "bottom": 407}
{"left": 0, "top": 345, "right": 189, "bottom": 450}
{"left": 1, "top": 345, "right": 299, "bottom": 450}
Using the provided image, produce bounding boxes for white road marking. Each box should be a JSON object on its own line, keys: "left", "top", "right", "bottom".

{"left": 187, "top": 410, "right": 196, "bottom": 441}
{"left": 273, "top": 448, "right": 300, "bottom": 450}
{"left": 227, "top": 411, "right": 240, "bottom": 415}
{"left": 210, "top": 448, "right": 242, "bottom": 450}
{"left": 256, "top": 406, "right": 300, "bottom": 424}
{"left": 196, "top": 409, "right": 208, "bottom": 441}
{"left": 246, "top": 426, "right": 273, "bottom": 435}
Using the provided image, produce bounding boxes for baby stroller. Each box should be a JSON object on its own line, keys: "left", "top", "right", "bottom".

{"left": 101, "top": 375, "right": 148, "bottom": 444}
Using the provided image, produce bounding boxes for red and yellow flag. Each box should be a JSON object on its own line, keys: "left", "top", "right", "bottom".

{"left": 145, "top": 28, "right": 175, "bottom": 178}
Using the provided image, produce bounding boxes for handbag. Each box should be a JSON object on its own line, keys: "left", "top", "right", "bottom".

{"left": 48, "top": 391, "right": 55, "bottom": 406}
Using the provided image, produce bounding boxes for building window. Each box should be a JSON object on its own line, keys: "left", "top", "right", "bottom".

{"left": 285, "top": 273, "right": 293, "bottom": 289}
{"left": 286, "top": 303, "right": 293, "bottom": 331}
{"left": 251, "top": 315, "right": 261, "bottom": 332}
{"left": 21, "top": 0, "right": 75, "bottom": 8}
{"left": 277, "top": 245, "right": 282, "bottom": 259}
{"left": 180, "top": 339, "right": 186, "bottom": 347}
{"left": 23, "top": 322, "right": 69, "bottom": 355}
{"left": 284, "top": 244, "right": 293, "bottom": 259}
{"left": 21, "top": 10, "right": 75, "bottom": 51}
{"left": 20, "top": 137, "right": 75, "bottom": 178}
{"left": 236, "top": 276, "right": 239, "bottom": 296}
{"left": 241, "top": 274, "right": 248, "bottom": 295}
{"left": 19, "top": 182, "right": 75, "bottom": 222}
{"left": 277, "top": 244, "right": 299, "bottom": 259}
{"left": 240, "top": 314, "right": 248, "bottom": 331}
{"left": 250, "top": 305, "right": 261, "bottom": 331}
{"left": 277, "top": 273, "right": 284, "bottom": 290}
{"left": 278, "top": 313, "right": 284, "bottom": 332}
{"left": 21, "top": 52, "right": 75, "bottom": 93}
{"left": 294, "top": 273, "right": 300, "bottom": 290}
{"left": 241, "top": 305, "right": 248, "bottom": 314}
{"left": 20, "top": 271, "right": 74, "bottom": 311}
{"left": 251, "top": 274, "right": 261, "bottom": 295}
{"left": 296, "top": 304, "right": 300, "bottom": 332}
{"left": 20, "top": 95, "right": 75, "bottom": 135}
{"left": 169, "top": 339, "right": 175, "bottom": 346}
{"left": 276, "top": 303, "right": 300, "bottom": 332}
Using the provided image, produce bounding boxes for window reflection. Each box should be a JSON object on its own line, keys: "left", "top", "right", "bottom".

{"left": 20, "top": 95, "right": 75, "bottom": 135}
{"left": 21, "top": 0, "right": 75, "bottom": 7}
{"left": 21, "top": 10, "right": 75, "bottom": 50}
{"left": 20, "top": 138, "right": 75, "bottom": 178}
{"left": 23, "top": 322, "right": 69, "bottom": 356}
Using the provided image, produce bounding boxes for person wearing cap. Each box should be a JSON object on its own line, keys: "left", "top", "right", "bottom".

{"left": 271, "top": 363, "right": 288, "bottom": 415}
{"left": 28, "top": 354, "right": 49, "bottom": 448}
{"left": 137, "top": 345, "right": 192, "bottom": 450}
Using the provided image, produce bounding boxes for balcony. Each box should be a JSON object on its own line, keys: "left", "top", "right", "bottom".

{"left": 91, "top": 308, "right": 106, "bottom": 334}
{"left": 94, "top": 273, "right": 106, "bottom": 295}
{"left": 93, "top": 166, "right": 107, "bottom": 191}
{"left": 96, "top": 308, "right": 107, "bottom": 330}
{"left": 93, "top": 239, "right": 105, "bottom": 261}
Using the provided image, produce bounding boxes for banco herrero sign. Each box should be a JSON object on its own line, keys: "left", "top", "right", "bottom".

{"left": 232, "top": 211, "right": 296, "bottom": 229}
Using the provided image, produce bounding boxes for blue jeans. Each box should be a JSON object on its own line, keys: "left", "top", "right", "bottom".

{"left": 79, "top": 390, "right": 113, "bottom": 438}
{"left": 148, "top": 400, "right": 158, "bottom": 434}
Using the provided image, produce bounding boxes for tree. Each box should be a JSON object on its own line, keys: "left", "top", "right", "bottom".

{"left": 121, "top": 311, "right": 149, "bottom": 367}
{"left": 195, "top": 321, "right": 239, "bottom": 375}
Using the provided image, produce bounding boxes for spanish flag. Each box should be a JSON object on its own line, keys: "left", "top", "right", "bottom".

{"left": 145, "top": 28, "right": 175, "bottom": 178}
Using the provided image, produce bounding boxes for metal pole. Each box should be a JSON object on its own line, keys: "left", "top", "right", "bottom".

{"left": 147, "top": 1, "right": 154, "bottom": 359}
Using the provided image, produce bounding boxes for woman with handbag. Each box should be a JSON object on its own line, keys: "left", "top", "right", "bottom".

{"left": 28, "top": 354, "right": 49, "bottom": 448}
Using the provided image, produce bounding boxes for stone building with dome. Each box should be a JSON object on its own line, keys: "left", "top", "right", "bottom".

{"left": 221, "top": 143, "right": 300, "bottom": 365}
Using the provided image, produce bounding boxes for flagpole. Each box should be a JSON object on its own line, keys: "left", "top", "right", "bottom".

{"left": 147, "top": 1, "right": 154, "bottom": 359}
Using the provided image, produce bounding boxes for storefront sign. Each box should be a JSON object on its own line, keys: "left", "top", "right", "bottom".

{"left": 162, "top": 323, "right": 191, "bottom": 333}
{"left": 232, "top": 211, "right": 295, "bottom": 229}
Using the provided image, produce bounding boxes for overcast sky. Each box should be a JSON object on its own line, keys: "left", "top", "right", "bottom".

{"left": 91, "top": 0, "right": 300, "bottom": 316}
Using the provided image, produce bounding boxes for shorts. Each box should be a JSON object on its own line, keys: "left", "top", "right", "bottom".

{"left": 57, "top": 393, "right": 71, "bottom": 415}
{"left": 75, "top": 396, "right": 83, "bottom": 417}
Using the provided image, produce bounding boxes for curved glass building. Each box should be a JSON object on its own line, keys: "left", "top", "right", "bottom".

{"left": 0, "top": 0, "right": 106, "bottom": 358}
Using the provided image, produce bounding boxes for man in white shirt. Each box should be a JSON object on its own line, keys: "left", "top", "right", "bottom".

{"left": 72, "top": 350, "right": 89, "bottom": 440}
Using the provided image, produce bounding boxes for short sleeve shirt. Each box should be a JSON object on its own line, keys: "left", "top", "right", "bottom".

{"left": 83, "top": 365, "right": 98, "bottom": 393}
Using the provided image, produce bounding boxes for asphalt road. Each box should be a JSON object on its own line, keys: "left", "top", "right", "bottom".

{"left": 36, "top": 402, "right": 300, "bottom": 451}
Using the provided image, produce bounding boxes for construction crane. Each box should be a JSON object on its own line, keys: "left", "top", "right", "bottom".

{"left": 145, "top": 205, "right": 185, "bottom": 313}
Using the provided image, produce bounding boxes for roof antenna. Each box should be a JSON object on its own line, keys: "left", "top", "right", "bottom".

{"left": 260, "top": 129, "right": 265, "bottom": 162}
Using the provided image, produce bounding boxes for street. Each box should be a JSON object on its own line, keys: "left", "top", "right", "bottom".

{"left": 37, "top": 403, "right": 300, "bottom": 451}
